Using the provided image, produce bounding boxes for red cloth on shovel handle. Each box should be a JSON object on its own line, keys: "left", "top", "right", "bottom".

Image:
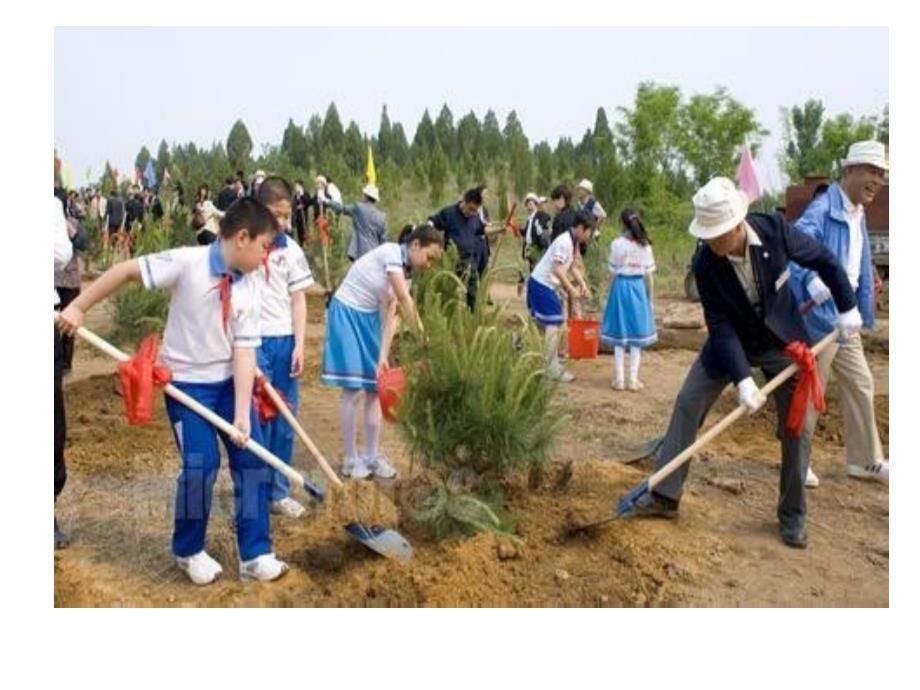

{"left": 784, "top": 340, "right": 825, "bottom": 438}
{"left": 253, "top": 375, "right": 292, "bottom": 424}
{"left": 117, "top": 335, "right": 172, "bottom": 425}
{"left": 317, "top": 216, "right": 330, "bottom": 247}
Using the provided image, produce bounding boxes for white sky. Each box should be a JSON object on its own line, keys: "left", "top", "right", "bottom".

{"left": 54, "top": 26, "right": 888, "bottom": 192}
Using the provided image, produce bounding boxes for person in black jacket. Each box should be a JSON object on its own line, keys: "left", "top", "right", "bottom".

{"left": 216, "top": 176, "right": 239, "bottom": 211}
{"left": 629, "top": 177, "right": 862, "bottom": 549}
{"left": 519, "top": 192, "right": 551, "bottom": 290}
{"left": 428, "top": 187, "right": 487, "bottom": 309}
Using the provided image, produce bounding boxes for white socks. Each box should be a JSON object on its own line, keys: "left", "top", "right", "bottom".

{"left": 340, "top": 390, "right": 361, "bottom": 460}
{"left": 341, "top": 389, "right": 383, "bottom": 462}
{"left": 363, "top": 391, "right": 382, "bottom": 459}
{"left": 614, "top": 346, "right": 643, "bottom": 387}
{"left": 545, "top": 326, "right": 561, "bottom": 371}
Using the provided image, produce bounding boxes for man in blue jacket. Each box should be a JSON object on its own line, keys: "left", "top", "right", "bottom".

{"left": 428, "top": 187, "right": 487, "bottom": 309}
{"left": 630, "top": 177, "right": 861, "bottom": 548}
{"left": 789, "top": 141, "right": 889, "bottom": 487}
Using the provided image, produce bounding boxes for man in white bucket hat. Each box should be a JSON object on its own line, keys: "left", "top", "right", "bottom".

{"left": 323, "top": 183, "right": 388, "bottom": 262}
{"left": 628, "top": 176, "right": 860, "bottom": 548}
{"left": 789, "top": 140, "right": 889, "bottom": 487}
{"left": 575, "top": 178, "right": 606, "bottom": 239}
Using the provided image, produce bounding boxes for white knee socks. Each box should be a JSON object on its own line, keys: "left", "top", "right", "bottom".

{"left": 614, "top": 346, "right": 643, "bottom": 387}
{"left": 363, "top": 392, "right": 382, "bottom": 459}
{"left": 614, "top": 346, "right": 625, "bottom": 386}
{"left": 340, "top": 390, "right": 361, "bottom": 460}
{"left": 629, "top": 346, "right": 642, "bottom": 384}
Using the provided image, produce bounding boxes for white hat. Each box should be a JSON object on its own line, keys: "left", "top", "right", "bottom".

{"left": 523, "top": 192, "right": 545, "bottom": 205}
{"left": 362, "top": 184, "right": 380, "bottom": 201}
{"left": 688, "top": 177, "right": 750, "bottom": 240}
{"left": 576, "top": 179, "right": 594, "bottom": 194}
{"left": 840, "top": 140, "right": 888, "bottom": 171}
{"left": 315, "top": 175, "right": 327, "bottom": 186}
{"left": 254, "top": 169, "right": 266, "bottom": 180}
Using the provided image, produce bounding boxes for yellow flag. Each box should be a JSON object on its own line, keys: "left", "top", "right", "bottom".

{"left": 62, "top": 162, "right": 73, "bottom": 190}
{"left": 366, "top": 144, "right": 377, "bottom": 186}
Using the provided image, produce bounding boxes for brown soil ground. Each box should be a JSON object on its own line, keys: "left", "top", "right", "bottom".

{"left": 55, "top": 286, "right": 888, "bottom": 607}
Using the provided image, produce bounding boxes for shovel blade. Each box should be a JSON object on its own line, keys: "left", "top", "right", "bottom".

{"left": 344, "top": 522, "right": 413, "bottom": 561}
{"left": 618, "top": 435, "right": 664, "bottom": 465}
{"left": 303, "top": 478, "right": 326, "bottom": 502}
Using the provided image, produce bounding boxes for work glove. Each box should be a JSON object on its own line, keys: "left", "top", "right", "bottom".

{"left": 836, "top": 306, "right": 863, "bottom": 341}
{"left": 806, "top": 276, "right": 832, "bottom": 306}
{"left": 736, "top": 376, "right": 767, "bottom": 415}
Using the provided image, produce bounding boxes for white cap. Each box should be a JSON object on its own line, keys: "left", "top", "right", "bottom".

{"left": 841, "top": 140, "right": 888, "bottom": 171}
{"left": 576, "top": 179, "right": 594, "bottom": 194}
{"left": 254, "top": 169, "right": 266, "bottom": 180}
{"left": 362, "top": 184, "right": 380, "bottom": 201}
{"left": 688, "top": 177, "right": 750, "bottom": 240}
{"left": 523, "top": 192, "right": 546, "bottom": 205}
{"left": 315, "top": 175, "right": 327, "bottom": 186}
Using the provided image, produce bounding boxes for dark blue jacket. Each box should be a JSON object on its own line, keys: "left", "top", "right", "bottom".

{"left": 428, "top": 202, "right": 486, "bottom": 263}
{"left": 694, "top": 212, "right": 856, "bottom": 384}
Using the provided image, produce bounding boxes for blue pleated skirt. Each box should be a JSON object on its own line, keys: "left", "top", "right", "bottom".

{"left": 321, "top": 297, "right": 382, "bottom": 391}
{"left": 601, "top": 275, "right": 657, "bottom": 348}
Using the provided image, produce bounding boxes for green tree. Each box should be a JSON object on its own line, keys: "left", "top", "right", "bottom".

{"left": 534, "top": 141, "right": 554, "bottom": 192}
{"left": 226, "top": 119, "right": 254, "bottom": 171}
{"left": 818, "top": 113, "right": 878, "bottom": 178}
{"left": 377, "top": 105, "right": 393, "bottom": 162}
{"left": 677, "top": 86, "right": 767, "bottom": 188}
{"left": 391, "top": 122, "right": 411, "bottom": 168}
{"left": 134, "top": 146, "right": 152, "bottom": 176}
{"left": 481, "top": 109, "right": 504, "bottom": 163}
{"left": 877, "top": 104, "right": 889, "bottom": 146}
{"left": 412, "top": 109, "right": 436, "bottom": 161}
{"left": 428, "top": 140, "right": 449, "bottom": 206}
{"left": 156, "top": 140, "right": 171, "bottom": 180}
{"left": 343, "top": 121, "right": 365, "bottom": 176}
{"left": 434, "top": 104, "right": 456, "bottom": 158}
{"left": 281, "top": 118, "right": 309, "bottom": 170}
{"left": 781, "top": 99, "right": 826, "bottom": 182}
{"left": 321, "top": 102, "right": 345, "bottom": 154}
{"left": 456, "top": 111, "right": 482, "bottom": 159}
{"left": 616, "top": 82, "right": 683, "bottom": 198}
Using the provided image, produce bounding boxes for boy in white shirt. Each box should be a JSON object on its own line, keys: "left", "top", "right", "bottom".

{"left": 255, "top": 178, "right": 315, "bottom": 518}
{"left": 57, "top": 198, "right": 289, "bottom": 586}
{"left": 526, "top": 210, "right": 593, "bottom": 382}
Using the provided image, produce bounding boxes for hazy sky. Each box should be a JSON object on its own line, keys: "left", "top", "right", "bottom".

{"left": 54, "top": 27, "right": 888, "bottom": 192}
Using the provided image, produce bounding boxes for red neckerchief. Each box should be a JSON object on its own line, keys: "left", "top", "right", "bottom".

{"left": 211, "top": 273, "right": 233, "bottom": 335}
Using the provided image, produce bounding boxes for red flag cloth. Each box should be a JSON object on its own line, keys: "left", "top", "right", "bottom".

{"left": 317, "top": 216, "right": 330, "bottom": 247}
{"left": 508, "top": 220, "right": 522, "bottom": 239}
{"left": 210, "top": 274, "right": 233, "bottom": 335}
{"left": 252, "top": 375, "right": 293, "bottom": 424}
{"left": 784, "top": 340, "right": 826, "bottom": 438}
{"left": 735, "top": 144, "right": 762, "bottom": 203}
{"left": 117, "top": 335, "right": 172, "bottom": 425}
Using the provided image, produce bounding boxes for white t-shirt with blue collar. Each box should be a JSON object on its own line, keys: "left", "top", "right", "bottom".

{"left": 258, "top": 232, "right": 315, "bottom": 337}
{"left": 139, "top": 243, "right": 262, "bottom": 383}
{"left": 334, "top": 242, "right": 409, "bottom": 312}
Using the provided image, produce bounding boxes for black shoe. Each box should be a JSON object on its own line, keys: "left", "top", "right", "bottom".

{"left": 54, "top": 519, "right": 70, "bottom": 549}
{"left": 780, "top": 524, "right": 808, "bottom": 549}
{"left": 629, "top": 492, "right": 679, "bottom": 519}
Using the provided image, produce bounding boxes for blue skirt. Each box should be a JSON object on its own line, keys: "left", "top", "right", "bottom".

{"left": 601, "top": 275, "right": 657, "bottom": 348}
{"left": 526, "top": 278, "right": 564, "bottom": 327}
{"left": 321, "top": 298, "right": 382, "bottom": 391}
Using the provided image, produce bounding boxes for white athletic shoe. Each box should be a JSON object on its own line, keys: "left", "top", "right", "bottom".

{"left": 176, "top": 550, "right": 223, "bottom": 586}
{"left": 805, "top": 466, "right": 820, "bottom": 489}
{"left": 271, "top": 496, "right": 306, "bottom": 518}
{"left": 239, "top": 553, "right": 290, "bottom": 583}
{"left": 341, "top": 456, "right": 372, "bottom": 480}
{"left": 847, "top": 460, "right": 889, "bottom": 484}
{"left": 612, "top": 379, "right": 625, "bottom": 391}
{"left": 628, "top": 379, "right": 645, "bottom": 392}
{"left": 366, "top": 454, "right": 398, "bottom": 480}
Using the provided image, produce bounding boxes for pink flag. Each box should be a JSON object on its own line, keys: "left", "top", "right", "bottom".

{"left": 736, "top": 144, "right": 761, "bottom": 202}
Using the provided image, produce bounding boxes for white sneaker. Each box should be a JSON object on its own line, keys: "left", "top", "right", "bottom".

{"left": 366, "top": 454, "right": 397, "bottom": 480}
{"left": 847, "top": 460, "right": 889, "bottom": 484}
{"left": 805, "top": 466, "right": 820, "bottom": 489}
{"left": 612, "top": 379, "right": 625, "bottom": 391}
{"left": 341, "top": 456, "right": 372, "bottom": 480}
{"left": 547, "top": 365, "right": 575, "bottom": 383}
{"left": 628, "top": 379, "right": 645, "bottom": 392}
{"left": 271, "top": 496, "right": 306, "bottom": 518}
{"left": 176, "top": 550, "right": 223, "bottom": 586}
{"left": 239, "top": 553, "right": 290, "bottom": 583}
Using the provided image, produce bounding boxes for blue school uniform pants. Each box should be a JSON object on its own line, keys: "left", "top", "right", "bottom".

{"left": 257, "top": 335, "right": 300, "bottom": 502}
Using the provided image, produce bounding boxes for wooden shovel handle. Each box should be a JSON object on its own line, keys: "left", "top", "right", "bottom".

{"left": 647, "top": 330, "right": 838, "bottom": 492}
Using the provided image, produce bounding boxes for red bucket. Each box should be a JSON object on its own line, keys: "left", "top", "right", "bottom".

{"left": 567, "top": 319, "right": 600, "bottom": 360}
{"left": 377, "top": 367, "right": 406, "bottom": 423}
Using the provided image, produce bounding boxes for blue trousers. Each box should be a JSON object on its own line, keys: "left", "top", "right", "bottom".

{"left": 257, "top": 335, "right": 300, "bottom": 502}
{"left": 165, "top": 378, "right": 272, "bottom": 562}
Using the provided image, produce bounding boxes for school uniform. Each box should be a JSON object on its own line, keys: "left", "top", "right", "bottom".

{"left": 138, "top": 243, "right": 272, "bottom": 562}
{"left": 256, "top": 233, "right": 315, "bottom": 502}
{"left": 54, "top": 198, "right": 73, "bottom": 501}
{"left": 601, "top": 235, "right": 658, "bottom": 348}
{"left": 322, "top": 242, "right": 409, "bottom": 391}
{"left": 522, "top": 209, "right": 551, "bottom": 269}
{"left": 526, "top": 230, "right": 575, "bottom": 328}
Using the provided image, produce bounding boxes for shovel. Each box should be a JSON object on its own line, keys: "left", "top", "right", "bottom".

{"left": 256, "top": 372, "right": 413, "bottom": 561}
{"left": 569, "top": 330, "right": 837, "bottom": 535}
{"left": 65, "top": 321, "right": 326, "bottom": 501}
{"left": 617, "top": 435, "right": 664, "bottom": 465}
